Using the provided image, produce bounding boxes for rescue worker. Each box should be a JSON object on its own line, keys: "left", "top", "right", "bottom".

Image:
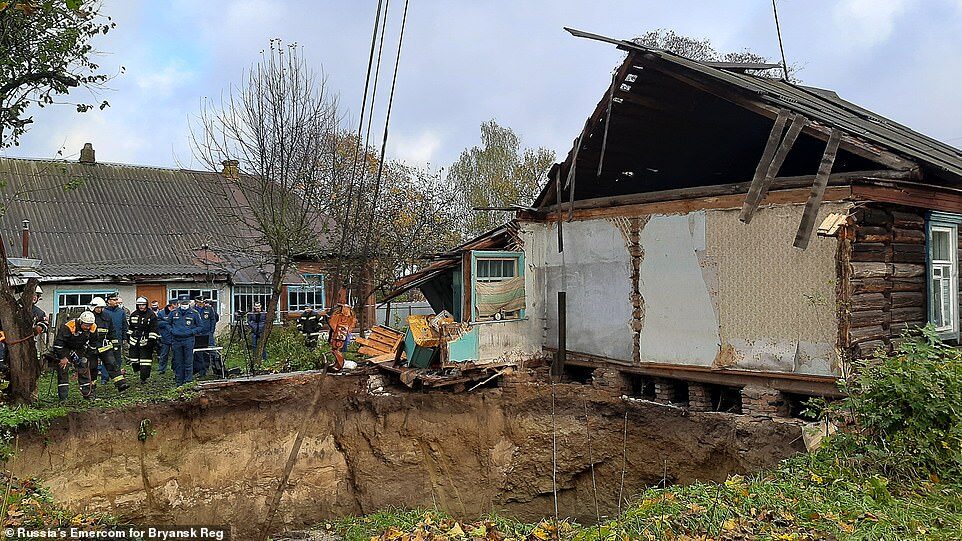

{"left": 296, "top": 306, "right": 322, "bottom": 349}
{"left": 104, "top": 294, "right": 129, "bottom": 364}
{"left": 150, "top": 300, "right": 160, "bottom": 313}
{"left": 46, "top": 310, "right": 98, "bottom": 401}
{"left": 88, "top": 297, "right": 129, "bottom": 392}
{"left": 168, "top": 295, "right": 202, "bottom": 386}
{"left": 247, "top": 302, "right": 268, "bottom": 361}
{"left": 156, "top": 300, "right": 176, "bottom": 374}
{"left": 192, "top": 296, "right": 214, "bottom": 377}
{"left": 128, "top": 297, "right": 160, "bottom": 382}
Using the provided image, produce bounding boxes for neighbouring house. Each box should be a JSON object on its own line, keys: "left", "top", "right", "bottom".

{"left": 388, "top": 29, "right": 962, "bottom": 416}
{"left": 0, "top": 144, "right": 375, "bottom": 334}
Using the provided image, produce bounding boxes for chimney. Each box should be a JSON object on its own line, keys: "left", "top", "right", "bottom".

{"left": 79, "top": 142, "right": 95, "bottom": 164}
{"left": 21, "top": 219, "right": 29, "bottom": 258}
{"left": 221, "top": 159, "right": 239, "bottom": 178}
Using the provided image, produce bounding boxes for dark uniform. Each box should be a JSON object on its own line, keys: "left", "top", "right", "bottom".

{"left": 296, "top": 308, "right": 323, "bottom": 348}
{"left": 193, "top": 301, "right": 215, "bottom": 376}
{"left": 90, "top": 309, "right": 129, "bottom": 392}
{"left": 169, "top": 303, "right": 202, "bottom": 386}
{"left": 47, "top": 318, "right": 96, "bottom": 400}
{"left": 128, "top": 308, "right": 160, "bottom": 382}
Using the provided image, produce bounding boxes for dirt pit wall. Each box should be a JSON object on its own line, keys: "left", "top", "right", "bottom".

{"left": 8, "top": 372, "right": 804, "bottom": 539}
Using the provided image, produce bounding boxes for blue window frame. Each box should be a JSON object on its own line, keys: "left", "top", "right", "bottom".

{"left": 927, "top": 212, "right": 962, "bottom": 340}
{"left": 287, "top": 274, "right": 326, "bottom": 313}
{"left": 470, "top": 250, "right": 525, "bottom": 322}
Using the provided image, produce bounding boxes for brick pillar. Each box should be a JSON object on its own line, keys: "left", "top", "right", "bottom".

{"left": 741, "top": 386, "right": 789, "bottom": 417}
{"left": 654, "top": 379, "right": 675, "bottom": 404}
{"left": 591, "top": 368, "right": 629, "bottom": 395}
{"left": 688, "top": 382, "right": 712, "bottom": 411}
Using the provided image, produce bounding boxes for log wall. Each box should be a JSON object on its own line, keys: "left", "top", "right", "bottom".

{"left": 845, "top": 204, "right": 932, "bottom": 358}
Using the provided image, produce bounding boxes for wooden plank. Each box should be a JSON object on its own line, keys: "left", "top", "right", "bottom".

{"left": 526, "top": 187, "right": 852, "bottom": 223}
{"left": 739, "top": 110, "right": 791, "bottom": 222}
{"left": 596, "top": 72, "right": 616, "bottom": 178}
{"left": 741, "top": 114, "right": 808, "bottom": 223}
{"left": 852, "top": 183, "right": 962, "bottom": 214}
{"left": 850, "top": 262, "right": 890, "bottom": 279}
{"left": 794, "top": 129, "right": 842, "bottom": 248}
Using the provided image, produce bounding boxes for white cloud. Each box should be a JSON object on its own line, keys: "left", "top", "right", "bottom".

{"left": 135, "top": 61, "right": 195, "bottom": 99}
{"left": 388, "top": 130, "right": 442, "bottom": 167}
{"left": 832, "top": 0, "right": 914, "bottom": 48}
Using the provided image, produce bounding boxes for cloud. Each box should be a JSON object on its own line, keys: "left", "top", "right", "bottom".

{"left": 388, "top": 129, "right": 442, "bottom": 168}
{"left": 832, "top": 0, "right": 914, "bottom": 48}
{"left": 135, "top": 61, "right": 195, "bottom": 100}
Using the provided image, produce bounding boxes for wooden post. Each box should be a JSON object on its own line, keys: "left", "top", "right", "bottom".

{"left": 740, "top": 110, "right": 791, "bottom": 222}
{"left": 794, "top": 129, "right": 842, "bottom": 249}
{"left": 554, "top": 291, "right": 566, "bottom": 381}
{"left": 555, "top": 169, "right": 564, "bottom": 252}
{"left": 741, "top": 111, "right": 809, "bottom": 224}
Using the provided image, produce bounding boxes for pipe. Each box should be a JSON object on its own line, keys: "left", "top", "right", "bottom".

{"left": 21, "top": 219, "right": 29, "bottom": 258}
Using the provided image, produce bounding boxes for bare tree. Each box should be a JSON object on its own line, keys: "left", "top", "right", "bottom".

{"left": 191, "top": 40, "right": 342, "bottom": 363}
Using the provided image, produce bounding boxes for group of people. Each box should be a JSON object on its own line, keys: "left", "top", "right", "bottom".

{"left": 46, "top": 294, "right": 221, "bottom": 400}
{"left": 2, "top": 286, "right": 354, "bottom": 402}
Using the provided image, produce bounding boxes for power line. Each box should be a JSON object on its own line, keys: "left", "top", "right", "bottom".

{"left": 771, "top": 0, "right": 790, "bottom": 81}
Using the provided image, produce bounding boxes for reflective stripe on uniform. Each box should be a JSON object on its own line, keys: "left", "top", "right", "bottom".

{"left": 112, "top": 375, "right": 125, "bottom": 382}
{"left": 57, "top": 383, "right": 69, "bottom": 387}
{"left": 138, "top": 359, "right": 152, "bottom": 365}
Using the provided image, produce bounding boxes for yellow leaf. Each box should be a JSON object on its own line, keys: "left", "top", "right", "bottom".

{"left": 722, "top": 519, "right": 737, "bottom": 531}
{"left": 449, "top": 523, "right": 466, "bottom": 538}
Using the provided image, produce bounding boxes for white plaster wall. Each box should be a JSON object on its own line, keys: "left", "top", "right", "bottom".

{"left": 637, "top": 213, "right": 720, "bottom": 365}
{"left": 525, "top": 220, "right": 635, "bottom": 362}
{"left": 518, "top": 202, "right": 844, "bottom": 378}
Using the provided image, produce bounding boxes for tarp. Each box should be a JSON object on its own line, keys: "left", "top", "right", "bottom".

{"left": 475, "top": 276, "right": 525, "bottom": 318}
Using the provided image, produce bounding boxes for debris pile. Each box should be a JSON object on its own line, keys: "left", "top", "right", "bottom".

{"left": 357, "top": 312, "right": 515, "bottom": 390}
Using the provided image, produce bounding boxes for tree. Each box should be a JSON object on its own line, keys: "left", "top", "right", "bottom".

{"left": 633, "top": 29, "right": 797, "bottom": 81}
{"left": 0, "top": 0, "right": 115, "bottom": 148}
{"left": 0, "top": 0, "right": 115, "bottom": 403}
{"left": 191, "top": 40, "right": 341, "bottom": 363}
{"left": 447, "top": 120, "right": 554, "bottom": 239}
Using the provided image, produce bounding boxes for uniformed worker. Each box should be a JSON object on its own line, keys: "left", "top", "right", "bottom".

{"left": 88, "top": 297, "right": 129, "bottom": 393}
{"left": 46, "top": 311, "right": 99, "bottom": 401}
{"left": 296, "top": 306, "right": 323, "bottom": 349}
{"left": 128, "top": 296, "right": 160, "bottom": 382}
{"left": 168, "top": 295, "right": 202, "bottom": 386}
{"left": 192, "top": 296, "right": 215, "bottom": 377}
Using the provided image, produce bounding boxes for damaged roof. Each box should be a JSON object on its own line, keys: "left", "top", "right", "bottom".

{"left": 535, "top": 28, "right": 962, "bottom": 208}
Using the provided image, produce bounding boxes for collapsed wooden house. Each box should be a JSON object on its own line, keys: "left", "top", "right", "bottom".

{"left": 388, "top": 29, "right": 962, "bottom": 414}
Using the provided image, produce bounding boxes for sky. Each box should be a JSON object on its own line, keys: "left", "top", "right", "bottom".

{"left": 5, "top": 0, "right": 962, "bottom": 173}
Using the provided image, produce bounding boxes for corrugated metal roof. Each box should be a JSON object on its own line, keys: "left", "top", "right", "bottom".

{"left": 564, "top": 28, "right": 962, "bottom": 181}
{"left": 0, "top": 157, "right": 325, "bottom": 280}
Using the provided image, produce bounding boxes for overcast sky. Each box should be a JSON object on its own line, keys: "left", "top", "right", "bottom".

{"left": 5, "top": 0, "right": 962, "bottom": 173}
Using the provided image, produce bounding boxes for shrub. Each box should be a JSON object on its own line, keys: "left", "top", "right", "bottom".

{"left": 827, "top": 325, "right": 962, "bottom": 481}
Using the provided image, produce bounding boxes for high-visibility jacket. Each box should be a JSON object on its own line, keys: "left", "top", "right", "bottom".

{"left": 128, "top": 308, "right": 160, "bottom": 346}
{"left": 51, "top": 319, "right": 95, "bottom": 358}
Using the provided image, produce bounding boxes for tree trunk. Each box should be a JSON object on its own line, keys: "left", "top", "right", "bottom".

{"left": 255, "top": 260, "right": 287, "bottom": 366}
{"left": 0, "top": 259, "right": 41, "bottom": 403}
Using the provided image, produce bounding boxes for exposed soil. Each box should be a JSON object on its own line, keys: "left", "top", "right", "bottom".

{"left": 7, "top": 372, "right": 804, "bottom": 540}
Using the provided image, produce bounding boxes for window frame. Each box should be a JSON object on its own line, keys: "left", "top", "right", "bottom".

{"left": 927, "top": 212, "right": 962, "bottom": 341}
{"left": 54, "top": 290, "right": 114, "bottom": 314}
{"left": 168, "top": 288, "right": 219, "bottom": 304}
{"left": 231, "top": 284, "right": 278, "bottom": 322}
{"left": 287, "top": 274, "right": 326, "bottom": 313}
{"left": 470, "top": 250, "right": 525, "bottom": 323}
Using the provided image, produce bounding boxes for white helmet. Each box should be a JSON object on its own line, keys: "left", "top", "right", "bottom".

{"left": 89, "top": 297, "right": 106, "bottom": 309}
{"left": 35, "top": 285, "right": 43, "bottom": 297}
{"left": 136, "top": 296, "right": 148, "bottom": 305}
{"left": 78, "top": 311, "right": 95, "bottom": 324}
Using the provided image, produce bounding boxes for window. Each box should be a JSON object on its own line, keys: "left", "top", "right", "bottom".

{"left": 168, "top": 288, "right": 219, "bottom": 304}
{"left": 287, "top": 274, "right": 325, "bottom": 313}
{"left": 472, "top": 251, "right": 525, "bottom": 321}
{"left": 232, "top": 284, "right": 273, "bottom": 319}
{"left": 927, "top": 212, "right": 962, "bottom": 340}
{"left": 56, "top": 291, "right": 113, "bottom": 312}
